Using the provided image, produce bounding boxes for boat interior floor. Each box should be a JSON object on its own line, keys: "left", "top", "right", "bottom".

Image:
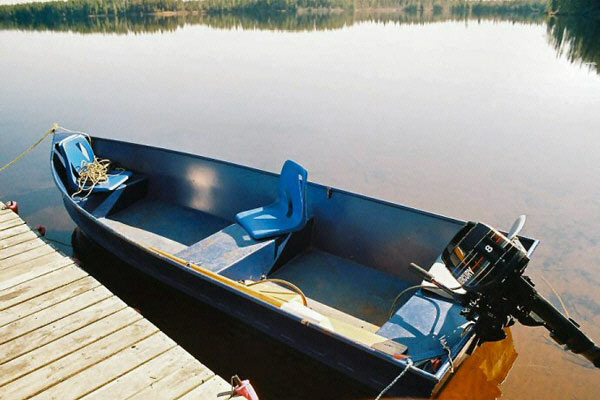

{"left": 272, "top": 249, "right": 411, "bottom": 327}
{"left": 249, "top": 280, "right": 381, "bottom": 333}
{"left": 97, "top": 198, "right": 412, "bottom": 332}
{"left": 100, "top": 198, "right": 230, "bottom": 254}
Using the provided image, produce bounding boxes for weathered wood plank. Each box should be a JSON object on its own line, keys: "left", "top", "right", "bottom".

{"left": 0, "top": 296, "right": 127, "bottom": 364}
{"left": 81, "top": 346, "right": 208, "bottom": 400}
{"left": 0, "top": 285, "right": 114, "bottom": 345}
{"left": 0, "top": 308, "right": 143, "bottom": 387}
{"left": 0, "top": 236, "right": 46, "bottom": 261}
{"left": 0, "top": 224, "right": 31, "bottom": 241}
{"left": 0, "top": 207, "right": 12, "bottom": 215}
{"left": 0, "top": 276, "right": 101, "bottom": 327}
{"left": 0, "top": 244, "right": 56, "bottom": 269}
{"left": 178, "top": 376, "right": 233, "bottom": 400}
{"left": 127, "top": 350, "right": 215, "bottom": 400}
{"left": 0, "top": 201, "right": 230, "bottom": 399}
{"left": 0, "top": 230, "right": 39, "bottom": 250}
{"left": 0, "top": 264, "right": 87, "bottom": 311}
{"left": 0, "top": 216, "right": 24, "bottom": 231}
{"left": 35, "top": 332, "right": 177, "bottom": 400}
{"left": 0, "top": 252, "right": 72, "bottom": 292}
{"left": 0, "top": 211, "right": 20, "bottom": 224}
{"left": 0, "top": 320, "right": 159, "bottom": 400}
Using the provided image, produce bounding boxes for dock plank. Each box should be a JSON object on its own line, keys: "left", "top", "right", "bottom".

{"left": 0, "top": 275, "right": 101, "bottom": 327}
{"left": 179, "top": 376, "right": 233, "bottom": 399}
{"left": 0, "top": 201, "right": 229, "bottom": 399}
{"left": 0, "top": 264, "right": 87, "bottom": 311}
{"left": 0, "top": 320, "right": 159, "bottom": 399}
{"left": 80, "top": 346, "right": 200, "bottom": 400}
{"left": 0, "top": 230, "right": 39, "bottom": 250}
{"left": 0, "top": 211, "right": 20, "bottom": 224}
{"left": 0, "top": 223, "right": 32, "bottom": 241}
{"left": 0, "top": 252, "right": 72, "bottom": 292}
{"left": 0, "top": 296, "right": 127, "bottom": 364}
{"left": 0, "top": 207, "right": 13, "bottom": 216}
{"left": 33, "top": 330, "right": 176, "bottom": 400}
{"left": 127, "top": 353, "right": 215, "bottom": 400}
{"left": 0, "top": 244, "right": 56, "bottom": 269}
{"left": 0, "top": 216, "right": 25, "bottom": 231}
{"left": 0, "top": 236, "right": 46, "bottom": 261}
{"left": 0, "top": 308, "right": 142, "bottom": 387}
{"left": 0, "top": 285, "right": 114, "bottom": 345}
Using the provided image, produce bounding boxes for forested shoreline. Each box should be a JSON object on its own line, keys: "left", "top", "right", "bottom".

{"left": 0, "top": 0, "right": 553, "bottom": 22}
{"left": 0, "top": 0, "right": 597, "bottom": 26}
{"left": 0, "top": 0, "right": 554, "bottom": 34}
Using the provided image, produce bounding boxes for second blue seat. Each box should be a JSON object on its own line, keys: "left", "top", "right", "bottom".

{"left": 236, "top": 160, "right": 308, "bottom": 240}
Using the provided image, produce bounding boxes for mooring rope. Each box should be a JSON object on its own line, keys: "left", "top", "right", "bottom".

{"left": 374, "top": 358, "right": 413, "bottom": 400}
{"left": 440, "top": 336, "right": 454, "bottom": 373}
{"left": 0, "top": 124, "right": 124, "bottom": 200}
{"left": 0, "top": 124, "right": 59, "bottom": 173}
{"left": 0, "top": 124, "right": 95, "bottom": 174}
{"left": 540, "top": 275, "right": 571, "bottom": 319}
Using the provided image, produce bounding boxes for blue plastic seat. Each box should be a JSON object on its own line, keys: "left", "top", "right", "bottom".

{"left": 57, "top": 134, "right": 131, "bottom": 193}
{"left": 236, "top": 160, "right": 308, "bottom": 240}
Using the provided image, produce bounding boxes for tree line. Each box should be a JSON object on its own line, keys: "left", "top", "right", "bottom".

{"left": 1, "top": 0, "right": 598, "bottom": 23}
{"left": 0, "top": 0, "right": 559, "bottom": 23}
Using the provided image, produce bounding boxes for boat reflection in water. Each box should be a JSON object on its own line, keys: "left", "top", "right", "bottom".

{"left": 437, "top": 329, "right": 517, "bottom": 400}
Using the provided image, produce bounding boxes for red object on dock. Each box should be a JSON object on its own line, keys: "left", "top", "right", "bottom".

{"left": 233, "top": 376, "right": 259, "bottom": 400}
{"left": 6, "top": 200, "right": 19, "bottom": 214}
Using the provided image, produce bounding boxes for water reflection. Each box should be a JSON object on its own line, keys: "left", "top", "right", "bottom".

{"left": 0, "top": 8, "right": 598, "bottom": 75}
{"left": 437, "top": 329, "right": 518, "bottom": 400}
{"left": 0, "top": 11, "right": 546, "bottom": 34}
{"left": 548, "top": 16, "right": 600, "bottom": 73}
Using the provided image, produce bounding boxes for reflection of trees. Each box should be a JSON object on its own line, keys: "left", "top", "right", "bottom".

{"left": 548, "top": 0, "right": 600, "bottom": 16}
{"left": 0, "top": 2, "right": 550, "bottom": 34}
{"left": 0, "top": 1, "right": 598, "bottom": 75}
{"left": 548, "top": 17, "right": 600, "bottom": 73}
{"left": 546, "top": 0, "right": 600, "bottom": 73}
{"left": 0, "top": 15, "right": 191, "bottom": 34}
{"left": 0, "top": 0, "right": 549, "bottom": 25}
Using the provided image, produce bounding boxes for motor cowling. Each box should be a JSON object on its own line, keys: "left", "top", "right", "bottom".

{"left": 442, "top": 221, "right": 529, "bottom": 294}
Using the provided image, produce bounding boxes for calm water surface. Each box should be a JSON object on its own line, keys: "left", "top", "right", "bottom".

{"left": 1, "top": 17, "right": 599, "bottom": 399}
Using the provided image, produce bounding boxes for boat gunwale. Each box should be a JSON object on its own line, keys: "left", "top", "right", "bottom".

{"left": 86, "top": 134, "right": 539, "bottom": 248}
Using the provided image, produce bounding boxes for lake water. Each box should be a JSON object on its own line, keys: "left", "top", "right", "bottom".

{"left": 1, "top": 14, "right": 599, "bottom": 399}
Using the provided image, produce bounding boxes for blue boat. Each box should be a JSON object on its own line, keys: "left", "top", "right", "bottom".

{"left": 50, "top": 132, "right": 538, "bottom": 397}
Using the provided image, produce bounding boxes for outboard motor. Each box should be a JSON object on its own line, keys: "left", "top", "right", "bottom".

{"left": 414, "top": 216, "right": 600, "bottom": 368}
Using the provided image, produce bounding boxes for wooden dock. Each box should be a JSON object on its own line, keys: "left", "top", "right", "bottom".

{"left": 0, "top": 202, "right": 232, "bottom": 399}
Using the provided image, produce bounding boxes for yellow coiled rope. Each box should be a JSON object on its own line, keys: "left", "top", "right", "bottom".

{"left": 71, "top": 157, "right": 124, "bottom": 199}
